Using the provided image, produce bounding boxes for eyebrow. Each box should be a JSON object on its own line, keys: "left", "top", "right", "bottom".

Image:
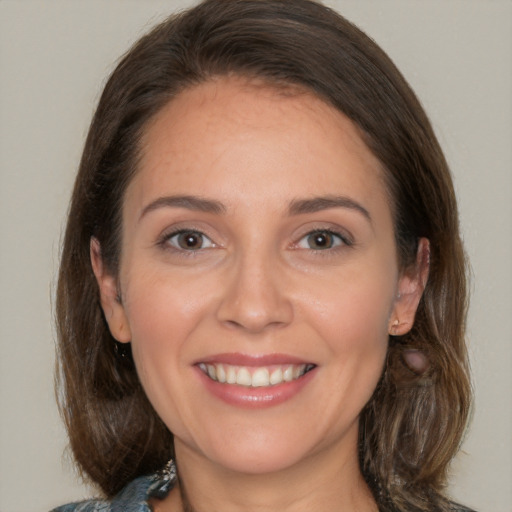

{"left": 140, "top": 195, "right": 226, "bottom": 220}
{"left": 139, "top": 194, "right": 371, "bottom": 222}
{"left": 288, "top": 195, "right": 371, "bottom": 221}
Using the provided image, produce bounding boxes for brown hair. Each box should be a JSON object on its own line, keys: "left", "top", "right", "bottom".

{"left": 56, "top": 1, "right": 471, "bottom": 510}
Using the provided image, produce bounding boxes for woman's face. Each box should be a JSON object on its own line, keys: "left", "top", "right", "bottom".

{"left": 94, "top": 78, "right": 424, "bottom": 475}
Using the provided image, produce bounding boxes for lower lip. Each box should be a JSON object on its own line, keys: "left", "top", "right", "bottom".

{"left": 195, "top": 367, "right": 316, "bottom": 408}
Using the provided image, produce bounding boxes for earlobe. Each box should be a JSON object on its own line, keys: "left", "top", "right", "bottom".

{"left": 388, "top": 238, "right": 430, "bottom": 336}
{"left": 90, "top": 238, "right": 131, "bottom": 343}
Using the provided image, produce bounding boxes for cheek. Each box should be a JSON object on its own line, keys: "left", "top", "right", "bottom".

{"left": 123, "top": 266, "right": 211, "bottom": 339}
{"left": 317, "top": 288, "right": 389, "bottom": 380}
{"left": 302, "top": 264, "right": 396, "bottom": 350}
{"left": 120, "top": 270, "right": 216, "bottom": 434}
{"left": 120, "top": 270, "right": 215, "bottom": 390}
{"left": 299, "top": 262, "right": 394, "bottom": 402}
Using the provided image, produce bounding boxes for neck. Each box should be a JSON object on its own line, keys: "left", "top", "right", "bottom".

{"left": 170, "top": 434, "right": 377, "bottom": 512}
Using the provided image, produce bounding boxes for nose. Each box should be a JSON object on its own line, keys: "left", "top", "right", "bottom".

{"left": 216, "top": 251, "right": 294, "bottom": 334}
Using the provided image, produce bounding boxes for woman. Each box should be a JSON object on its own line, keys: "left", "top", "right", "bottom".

{"left": 53, "top": 0, "right": 472, "bottom": 511}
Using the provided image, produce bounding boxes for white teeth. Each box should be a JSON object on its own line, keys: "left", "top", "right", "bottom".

{"left": 293, "top": 364, "right": 306, "bottom": 379}
{"left": 251, "top": 368, "right": 270, "bottom": 387}
{"left": 216, "top": 364, "right": 226, "bottom": 383}
{"left": 236, "top": 367, "right": 252, "bottom": 386}
{"left": 269, "top": 368, "right": 283, "bottom": 385}
{"left": 283, "top": 366, "right": 294, "bottom": 382}
{"left": 226, "top": 365, "right": 237, "bottom": 384}
{"left": 199, "top": 362, "right": 313, "bottom": 388}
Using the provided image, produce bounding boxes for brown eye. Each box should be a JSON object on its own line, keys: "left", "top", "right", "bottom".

{"left": 298, "top": 230, "right": 345, "bottom": 250}
{"left": 167, "top": 231, "right": 214, "bottom": 251}
{"left": 308, "top": 232, "right": 334, "bottom": 249}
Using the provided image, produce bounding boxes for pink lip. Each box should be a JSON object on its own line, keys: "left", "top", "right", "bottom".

{"left": 195, "top": 352, "right": 311, "bottom": 366}
{"left": 193, "top": 354, "right": 317, "bottom": 409}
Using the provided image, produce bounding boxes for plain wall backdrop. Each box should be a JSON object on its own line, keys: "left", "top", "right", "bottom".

{"left": 0, "top": 1, "right": 511, "bottom": 511}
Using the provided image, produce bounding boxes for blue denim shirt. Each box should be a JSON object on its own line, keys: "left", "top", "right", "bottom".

{"left": 50, "top": 461, "right": 476, "bottom": 512}
{"left": 51, "top": 463, "right": 176, "bottom": 512}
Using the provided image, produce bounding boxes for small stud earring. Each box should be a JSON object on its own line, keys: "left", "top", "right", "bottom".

{"left": 390, "top": 319, "right": 400, "bottom": 334}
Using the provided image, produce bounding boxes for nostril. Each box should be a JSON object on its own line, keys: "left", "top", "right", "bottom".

{"left": 224, "top": 319, "right": 243, "bottom": 329}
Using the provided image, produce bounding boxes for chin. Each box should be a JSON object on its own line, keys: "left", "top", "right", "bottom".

{"left": 209, "top": 444, "right": 309, "bottom": 475}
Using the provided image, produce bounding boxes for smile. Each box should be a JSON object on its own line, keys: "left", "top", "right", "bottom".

{"left": 198, "top": 363, "right": 315, "bottom": 388}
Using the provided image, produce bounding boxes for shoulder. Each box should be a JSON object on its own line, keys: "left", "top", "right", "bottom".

{"left": 50, "top": 500, "right": 110, "bottom": 512}
{"left": 50, "top": 466, "right": 177, "bottom": 512}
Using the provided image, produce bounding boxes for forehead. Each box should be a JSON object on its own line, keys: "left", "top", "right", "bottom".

{"left": 127, "top": 77, "right": 390, "bottom": 218}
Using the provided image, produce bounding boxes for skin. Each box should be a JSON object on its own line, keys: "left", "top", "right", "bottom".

{"left": 92, "top": 77, "right": 428, "bottom": 512}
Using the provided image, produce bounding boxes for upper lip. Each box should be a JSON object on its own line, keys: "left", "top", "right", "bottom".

{"left": 194, "top": 352, "right": 314, "bottom": 366}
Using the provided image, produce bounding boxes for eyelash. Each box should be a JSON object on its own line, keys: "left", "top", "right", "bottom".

{"left": 157, "top": 229, "right": 215, "bottom": 253}
{"left": 157, "top": 227, "right": 352, "bottom": 255}
{"left": 295, "top": 229, "right": 352, "bottom": 252}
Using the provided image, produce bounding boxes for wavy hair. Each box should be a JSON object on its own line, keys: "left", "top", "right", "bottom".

{"left": 56, "top": 1, "right": 471, "bottom": 509}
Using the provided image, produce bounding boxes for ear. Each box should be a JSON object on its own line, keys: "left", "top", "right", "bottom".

{"left": 388, "top": 238, "right": 430, "bottom": 336}
{"left": 90, "top": 237, "right": 131, "bottom": 343}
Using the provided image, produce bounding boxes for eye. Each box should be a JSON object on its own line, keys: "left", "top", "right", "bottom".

{"left": 166, "top": 230, "right": 214, "bottom": 251}
{"left": 297, "top": 230, "right": 346, "bottom": 250}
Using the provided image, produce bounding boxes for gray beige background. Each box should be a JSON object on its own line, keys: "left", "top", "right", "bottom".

{"left": 1, "top": 1, "right": 511, "bottom": 511}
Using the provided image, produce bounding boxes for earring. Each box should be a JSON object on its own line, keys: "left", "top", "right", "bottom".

{"left": 152, "top": 459, "right": 177, "bottom": 499}
{"left": 390, "top": 319, "right": 400, "bottom": 334}
{"left": 113, "top": 341, "right": 134, "bottom": 368}
{"left": 159, "top": 458, "right": 177, "bottom": 483}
